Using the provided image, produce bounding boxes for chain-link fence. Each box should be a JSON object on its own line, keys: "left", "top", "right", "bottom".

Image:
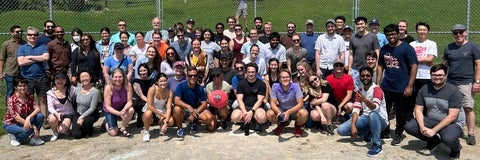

{"left": 0, "top": 0, "right": 479, "bottom": 91}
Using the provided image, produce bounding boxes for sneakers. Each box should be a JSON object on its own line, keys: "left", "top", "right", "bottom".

{"left": 274, "top": 123, "right": 286, "bottom": 136}
{"left": 294, "top": 126, "right": 302, "bottom": 137}
{"left": 189, "top": 124, "right": 198, "bottom": 134}
{"left": 366, "top": 144, "right": 383, "bottom": 157}
{"left": 466, "top": 134, "right": 476, "bottom": 145}
{"left": 255, "top": 123, "right": 266, "bottom": 133}
{"left": 29, "top": 137, "right": 45, "bottom": 146}
{"left": 326, "top": 125, "right": 335, "bottom": 136}
{"left": 50, "top": 132, "right": 59, "bottom": 142}
{"left": 380, "top": 132, "right": 391, "bottom": 140}
{"left": 220, "top": 120, "right": 228, "bottom": 130}
{"left": 142, "top": 130, "right": 150, "bottom": 142}
{"left": 391, "top": 134, "right": 403, "bottom": 145}
{"left": 176, "top": 129, "right": 184, "bottom": 141}
{"left": 424, "top": 135, "right": 441, "bottom": 151}
{"left": 449, "top": 150, "right": 460, "bottom": 159}
{"left": 8, "top": 134, "right": 20, "bottom": 147}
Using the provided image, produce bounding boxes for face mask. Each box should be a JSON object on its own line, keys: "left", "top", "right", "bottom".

{"left": 73, "top": 36, "right": 81, "bottom": 42}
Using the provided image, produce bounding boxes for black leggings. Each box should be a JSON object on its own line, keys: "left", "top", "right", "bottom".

{"left": 71, "top": 110, "right": 100, "bottom": 139}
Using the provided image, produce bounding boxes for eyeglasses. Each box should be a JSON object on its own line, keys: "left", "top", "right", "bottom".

{"left": 235, "top": 67, "right": 244, "bottom": 71}
{"left": 431, "top": 74, "right": 445, "bottom": 77}
{"left": 15, "top": 30, "right": 22, "bottom": 34}
{"left": 309, "top": 77, "right": 318, "bottom": 84}
{"left": 27, "top": 34, "right": 38, "bottom": 37}
{"left": 118, "top": 24, "right": 126, "bottom": 26}
{"left": 292, "top": 39, "right": 300, "bottom": 43}
{"left": 280, "top": 76, "right": 291, "bottom": 79}
{"left": 46, "top": 26, "right": 54, "bottom": 29}
{"left": 360, "top": 74, "right": 372, "bottom": 78}
{"left": 334, "top": 64, "right": 344, "bottom": 67}
{"left": 452, "top": 30, "right": 464, "bottom": 35}
{"left": 188, "top": 74, "right": 198, "bottom": 78}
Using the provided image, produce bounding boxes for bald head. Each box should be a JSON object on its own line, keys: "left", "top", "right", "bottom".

{"left": 152, "top": 17, "right": 161, "bottom": 29}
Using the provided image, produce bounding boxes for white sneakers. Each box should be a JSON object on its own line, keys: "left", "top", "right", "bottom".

{"left": 29, "top": 137, "right": 45, "bottom": 146}
{"left": 9, "top": 134, "right": 20, "bottom": 146}
{"left": 50, "top": 132, "right": 59, "bottom": 142}
{"left": 143, "top": 130, "right": 150, "bottom": 142}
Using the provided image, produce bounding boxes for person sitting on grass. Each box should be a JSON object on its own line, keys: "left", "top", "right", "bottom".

{"left": 266, "top": 70, "right": 307, "bottom": 137}
{"left": 102, "top": 68, "right": 134, "bottom": 137}
{"left": 142, "top": 73, "right": 174, "bottom": 142}
{"left": 337, "top": 66, "right": 388, "bottom": 157}
{"left": 3, "top": 76, "right": 45, "bottom": 146}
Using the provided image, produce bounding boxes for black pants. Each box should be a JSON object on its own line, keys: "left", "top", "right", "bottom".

{"left": 71, "top": 110, "right": 99, "bottom": 139}
{"left": 405, "top": 116, "right": 462, "bottom": 152}
{"left": 382, "top": 90, "right": 415, "bottom": 136}
{"left": 133, "top": 99, "right": 146, "bottom": 127}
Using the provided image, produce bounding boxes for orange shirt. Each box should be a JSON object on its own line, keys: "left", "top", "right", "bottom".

{"left": 149, "top": 41, "right": 169, "bottom": 60}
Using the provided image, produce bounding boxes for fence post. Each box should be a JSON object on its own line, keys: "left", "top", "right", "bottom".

{"left": 254, "top": 0, "right": 257, "bottom": 18}
{"left": 466, "top": 0, "right": 470, "bottom": 40}
{"left": 157, "top": 0, "right": 162, "bottom": 29}
{"left": 49, "top": 0, "right": 53, "bottom": 20}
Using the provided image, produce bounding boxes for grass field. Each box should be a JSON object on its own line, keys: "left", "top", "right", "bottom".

{"left": 0, "top": 0, "right": 480, "bottom": 136}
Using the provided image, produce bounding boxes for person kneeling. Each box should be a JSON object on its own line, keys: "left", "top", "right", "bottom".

{"left": 337, "top": 66, "right": 389, "bottom": 157}
{"left": 267, "top": 70, "right": 307, "bottom": 137}
{"left": 404, "top": 64, "right": 464, "bottom": 159}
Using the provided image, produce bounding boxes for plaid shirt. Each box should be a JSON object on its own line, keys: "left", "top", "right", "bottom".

{"left": 3, "top": 93, "right": 37, "bottom": 125}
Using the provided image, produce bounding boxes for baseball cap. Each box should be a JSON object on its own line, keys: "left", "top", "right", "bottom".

{"left": 167, "top": 27, "right": 175, "bottom": 32}
{"left": 326, "top": 19, "right": 336, "bottom": 26}
{"left": 114, "top": 42, "right": 124, "bottom": 50}
{"left": 306, "top": 19, "right": 315, "bottom": 25}
{"left": 333, "top": 61, "right": 344, "bottom": 66}
{"left": 451, "top": 24, "right": 466, "bottom": 31}
{"left": 173, "top": 61, "right": 185, "bottom": 68}
{"left": 54, "top": 72, "right": 67, "bottom": 79}
{"left": 220, "top": 53, "right": 229, "bottom": 59}
{"left": 343, "top": 25, "right": 353, "bottom": 31}
{"left": 369, "top": 19, "right": 379, "bottom": 25}
{"left": 187, "top": 18, "right": 195, "bottom": 24}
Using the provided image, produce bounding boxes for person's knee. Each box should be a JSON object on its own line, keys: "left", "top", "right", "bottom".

{"left": 337, "top": 124, "right": 351, "bottom": 136}
{"left": 404, "top": 119, "right": 419, "bottom": 135}
{"left": 35, "top": 113, "right": 45, "bottom": 121}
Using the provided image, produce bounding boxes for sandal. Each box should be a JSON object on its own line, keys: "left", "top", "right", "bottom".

{"left": 119, "top": 128, "right": 132, "bottom": 137}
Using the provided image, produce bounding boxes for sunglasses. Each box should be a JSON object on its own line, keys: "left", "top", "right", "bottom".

{"left": 452, "top": 30, "right": 464, "bottom": 35}
{"left": 292, "top": 39, "right": 300, "bottom": 43}
{"left": 46, "top": 26, "right": 54, "bottom": 29}
{"left": 235, "top": 28, "right": 242, "bottom": 31}
{"left": 167, "top": 52, "right": 175, "bottom": 55}
{"left": 334, "top": 64, "right": 344, "bottom": 67}
{"left": 15, "top": 30, "right": 23, "bottom": 34}
{"left": 27, "top": 34, "right": 38, "bottom": 37}
{"left": 177, "top": 34, "right": 184, "bottom": 37}
{"left": 235, "top": 67, "right": 244, "bottom": 71}
{"left": 188, "top": 74, "right": 198, "bottom": 78}
{"left": 309, "top": 77, "right": 318, "bottom": 84}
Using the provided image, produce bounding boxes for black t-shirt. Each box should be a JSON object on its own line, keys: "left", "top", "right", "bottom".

{"left": 237, "top": 78, "right": 266, "bottom": 109}
{"left": 400, "top": 35, "right": 415, "bottom": 44}
{"left": 132, "top": 78, "right": 154, "bottom": 101}
{"left": 309, "top": 82, "right": 337, "bottom": 106}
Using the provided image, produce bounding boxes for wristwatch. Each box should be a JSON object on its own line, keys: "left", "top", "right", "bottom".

{"left": 475, "top": 80, "right": 480, "bottom": 84}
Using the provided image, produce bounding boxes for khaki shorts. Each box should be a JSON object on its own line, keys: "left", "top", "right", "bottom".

{"left": 457, "top": 84, "right": 474, "bottom": 108}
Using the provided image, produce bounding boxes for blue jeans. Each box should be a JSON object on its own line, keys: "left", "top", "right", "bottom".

{"left": 337, "top": 111, "right": 388, "bottom": 146}
{"left": 4, "top": 74, "right": 16, "bottom": 103}
{"left": 104, "top": 112, "right": 119, "bottom": 130}
{"left": 3, "top": 113, "right": 44, "bottom": 143}
{"left": 351, "top": 69, "right": 362, "bottom": 91}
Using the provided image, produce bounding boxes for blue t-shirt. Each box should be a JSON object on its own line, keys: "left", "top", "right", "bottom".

{"left": 300, "top": 32, "right": 319, "bottom": 62}
{"left": 103, "top": 55, "right": 133, "bottom": 74}
{"left": 174, "top": 81, "right": 207, "bottom": 109}
{"left": 379, "top": 42, "right": 418, "bottom": 93}
{"left": 270, "top": 83, "right": 303, "bottom": 111}
{"left": 376, "top": 33, "right": 388, "bottom": 47}
{"left": 17, "top": 43, "right": 48, "bottom": 79}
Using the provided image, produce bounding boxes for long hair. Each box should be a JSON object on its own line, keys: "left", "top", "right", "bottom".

{"left": 267, "top": 58, "right": 281, "bottom": 76}
{"left": 165, "top": 47, "right": 180, "bottom": 66}
{"left": 79, "top": 33, "right": 100, "bottom": 60}
{"left": 146, "top": 45, "right": 162, "bottom": 73}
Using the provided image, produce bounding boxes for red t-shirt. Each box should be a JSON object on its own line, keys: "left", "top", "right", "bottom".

{"left": 326, "top": 74, "right": 354, "bottom": 103}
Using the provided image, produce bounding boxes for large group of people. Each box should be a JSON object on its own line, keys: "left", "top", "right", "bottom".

{"left": 1, "top": 15, "right": 479, "bottom": 159}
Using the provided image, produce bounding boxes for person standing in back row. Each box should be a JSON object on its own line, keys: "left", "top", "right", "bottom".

{"left": 443, "top": 24, "right": 480, "bottom": 146}
{"left": 377, "top": 24, "right": 418, "bottom": 146}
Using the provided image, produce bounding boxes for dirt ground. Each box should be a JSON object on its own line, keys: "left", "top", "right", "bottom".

{"left": 0, "top": 117, "right": 479, "bottom": 160}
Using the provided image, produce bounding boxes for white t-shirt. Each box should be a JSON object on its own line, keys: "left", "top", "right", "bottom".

{"left": 201, "top": 41, "right": 221, "bottom": 68}
{"left": 410, "top": 39, "right": 437, "bottom": 79}
{"left": 315, "top": 33, "right": 346, "bottom": 69}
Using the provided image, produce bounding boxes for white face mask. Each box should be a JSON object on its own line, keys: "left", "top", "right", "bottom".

{"left": 73, "top": 36, "right": 81, "bottom": 42}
